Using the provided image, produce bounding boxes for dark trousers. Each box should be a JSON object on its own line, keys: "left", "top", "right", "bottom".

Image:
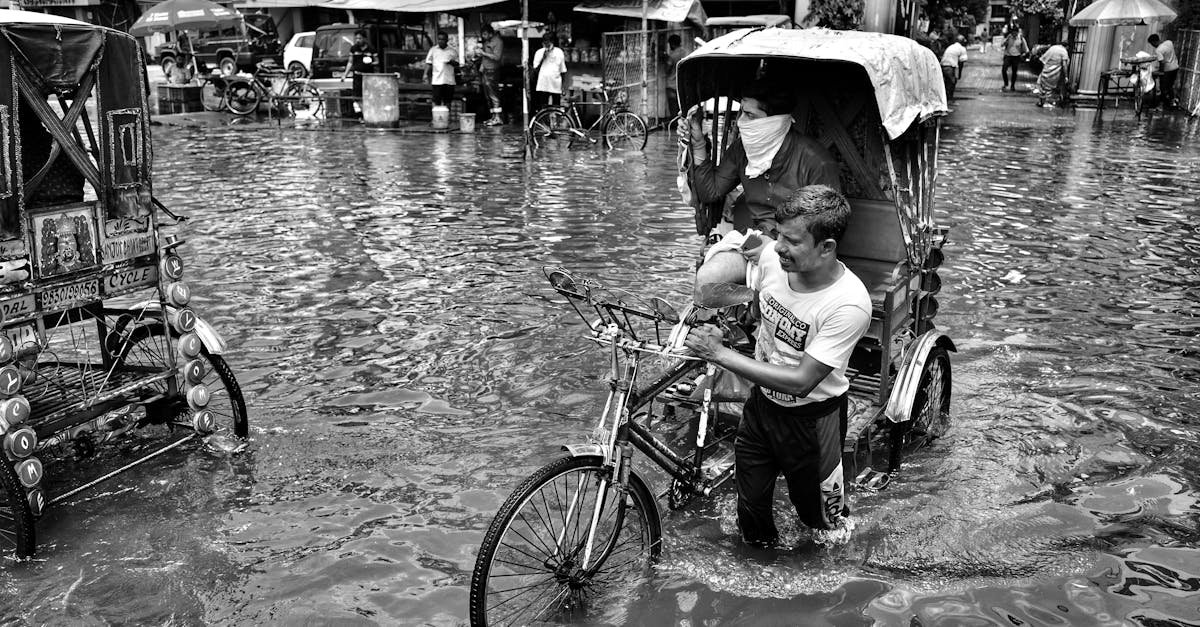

{"left": 734, "top": 388, "right": 848, "bottom": 544}
{"left": 1161, "top": 69, "right": 1178, "bottom": 104}
{"left": 666, "top": 87, "right": 679, "bottom": 119}
{"left": 941, "top": 66, "right": 958, "bottom": 100}
{"left": 1002, "top": 55, "right": 1022, "bottom": 87}
{"left": 535, "top": 90, "right": 560, "bottom": 111}
{"left": 432, "top": 84, "right": 455, "bottom": 106}
{"left": 481, "top": 67, "right": 502, "bottom": 113}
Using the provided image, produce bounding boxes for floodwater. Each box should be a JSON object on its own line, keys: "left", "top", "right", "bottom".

{"left": 2, "top": 107, "right": 1199, "bottom": 625}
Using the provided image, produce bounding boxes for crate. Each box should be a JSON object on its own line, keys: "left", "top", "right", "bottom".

{"left": 156, "top": 84, "right": 203, "bottom": 114}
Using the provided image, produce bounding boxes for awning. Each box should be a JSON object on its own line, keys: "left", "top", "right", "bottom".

{"left": 574, "top": 0, "right": 706, "bottom": 26}
{"left": 317, "top": 0, "right": 504, "bottom": 10}
{"left": 234, "top": 0, "right": 323, "bottom": 8}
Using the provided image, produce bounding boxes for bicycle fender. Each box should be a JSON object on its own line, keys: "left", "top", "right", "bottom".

{"left": 561, "top": 443, "right": 607, "bottom": 458}
{"left": 884, "top": 331, "right": 956, "bottom": 424}
{"left": 131, "top": 300, "right": 229, "bottom": 355}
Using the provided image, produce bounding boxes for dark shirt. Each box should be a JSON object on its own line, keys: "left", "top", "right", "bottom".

{"left": 481, "top": 34, "right": 502, "bottom": 71}
{"left": 692, "top": 128, "right": 841, "bottom": 226}
{"left": 350, "top": 42, "right": 377, "bottom": 74}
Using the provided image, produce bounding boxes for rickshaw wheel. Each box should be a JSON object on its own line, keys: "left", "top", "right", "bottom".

{"left": 226, "top": 81, "right": 260, "bottom": 116}
{"left": 603, "top": 111, "right": 647, "bottom": 150}
{"left": 115, "top": 323, "right": 248, "bottom": 439}
{"left": 0, "top": 459, "right": 35, "bottom": 560}
{"left": 887, "top": 347, "right": 951, "bottom": 472}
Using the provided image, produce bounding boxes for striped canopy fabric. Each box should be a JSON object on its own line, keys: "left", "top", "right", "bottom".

{"left": 129, "top": 0, "right": 242, "bottom": 36}
{"left": 1068, "top": 0, "right": 1178, "bottom": 26}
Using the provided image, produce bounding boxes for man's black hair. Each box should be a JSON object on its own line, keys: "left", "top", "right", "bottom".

{"left": 1148, "top": 33, "right": 1161, "bottom": 45}
{"left": 741, "top": 77, "right": 797, "bottom": 117}
{"left": 668, "top": 34, "right": 681, "bottom": 46}
{"left": 354, "top": 29, "right": 366, "bottom": 38}
{"left": 776, "top": 185, "right": 851, "bottom": 244}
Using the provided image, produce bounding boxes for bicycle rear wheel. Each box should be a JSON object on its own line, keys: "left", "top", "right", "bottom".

{"left": 226, "top": 81, "right": 260, "bottom": 116}
{"left": 283, "top": 83, "right": 324, "bottom": 118}
{"left": 529, "top": 108, "right": 573, "bottom": 146}
{"left": 603, "top": 111, "right": 648, "bottom": 150}
{"left": 469, "top": 454, "right": 661, "bottom": 627}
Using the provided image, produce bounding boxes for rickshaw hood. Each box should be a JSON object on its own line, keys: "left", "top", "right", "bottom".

{"left": 678, "top": 28, "right": 948, "bottom": 140}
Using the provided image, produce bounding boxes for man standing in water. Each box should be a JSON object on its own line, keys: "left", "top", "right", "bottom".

{"left": 685, "top": 185, "right": 871, "bottom": 546}
{"left": 425, "top": 31, "right": 460, "bottom": 109}
{"left": 478, "top": 25, "right": 505, "bottom": 125}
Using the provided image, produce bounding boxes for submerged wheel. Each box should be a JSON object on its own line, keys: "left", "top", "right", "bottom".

{"left": 283, "top": 83, "right": 323, "bottom": 118}
{"left": 469, "top": 455, "right": 661, "bottom": 626}
{"left": 226, "top": 81, "right": 260, "bottom": 116}
{"left": 528, "top": 108, "right": 571, "bottom": 146}
{"left": 887, "top": 346, "right": 951, "bottom": 472}
{"left": 287, "top": 61, "right": 309, "bottom": 79}
{"left": 116, "top": 323, "right": 248, "bottom": 438}
{"left": 160, "top": 56, "right": 177, "bottom": 79}
{"left": 0, "top": 460, "right": 35, "bottom": 560}
{"left": 603, "top": 111, "right": 647, "bottom": 150}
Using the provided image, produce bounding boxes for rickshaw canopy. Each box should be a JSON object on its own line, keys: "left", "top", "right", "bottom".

{"left": 677, "top": 28, "right": 948, "bottom": 140}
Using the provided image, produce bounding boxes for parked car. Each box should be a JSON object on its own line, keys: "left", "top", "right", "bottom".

{"left": 284, "top": 31, "right": 315, "bottom": 78}
{"left": 310, "top": 23, "right": 433, "bottom": 83}
{"left": 155, "top": 13, "right": 282, "bottom": 76}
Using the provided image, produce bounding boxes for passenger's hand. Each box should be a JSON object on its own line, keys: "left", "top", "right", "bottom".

{"left": 740, "top": 232, "right": 768, "bottom": 263}
{"left": 677, "top": 104, "right": 704, "bottom": 147}
{"left": 683, "top": 324, "right": 725, "bottom": 362}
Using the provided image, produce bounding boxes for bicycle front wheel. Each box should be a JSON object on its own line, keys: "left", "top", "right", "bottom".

{"left": 284, "top": 83, "right": 324, "bottom": 118}
{"left": 226, "top": 81, "right": 260, "bottom": 116}
{"left": 603, "top": 111, "right": 648, "bottom": 150}
{"left": 528, "top": 107, "right": 572, "bottom": 146}
{"left": 469, "top": 454, "right": 661, "bottom": 627}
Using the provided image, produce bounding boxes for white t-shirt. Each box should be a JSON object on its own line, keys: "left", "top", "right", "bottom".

{"left": 941, "top": 42, "right": 968, "bottom": 68}
{"left": 425, "top": 45, "right": 459, "bottom": 85}
{"left": 748, "top": 246, "right": 872, "bottom": 407}
{"left": 533, "top": 46, "right": 567, "bottom": 93}
{"left": 1156, "top": 40, "right": 1179, "bottom": 72}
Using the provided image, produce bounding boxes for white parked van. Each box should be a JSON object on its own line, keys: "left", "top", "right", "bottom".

{"left": 284, "top": 31, "right": 315, "bottom": 78}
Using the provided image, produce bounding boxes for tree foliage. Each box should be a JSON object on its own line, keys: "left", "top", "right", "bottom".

{"left": 809, "top": 0, "right": 865, "bottom": 30}
{"left": 1009, "top": 0, "right": 1064, "bottom": 18}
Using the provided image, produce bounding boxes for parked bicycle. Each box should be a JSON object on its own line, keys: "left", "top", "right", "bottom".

{"left": 1121, "top": 55, "right": 1160, "bottom": 118}
{"left": 528, "top": 83, "right": 648, "bottom": 150}
{"left": 200, "top": 61, "right": 323, "bottom": 117}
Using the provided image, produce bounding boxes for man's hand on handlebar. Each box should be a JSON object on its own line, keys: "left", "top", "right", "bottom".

{"left": 683, "top": 324, "right": 726, "bottom": 361}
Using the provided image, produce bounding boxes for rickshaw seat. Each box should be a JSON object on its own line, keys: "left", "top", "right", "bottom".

{"left": 838, "top": 198, "right": 912, "bottom": 320}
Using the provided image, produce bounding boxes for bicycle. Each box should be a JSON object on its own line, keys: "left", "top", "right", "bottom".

{"left": 199, "top": 62, "right": 323, "bottom": 118}
{"left": 528, "top": 84, "right": 648, "bottom": 150}
{"left": 469, "top": 268, "right": 757, "bottom": 626}
{"left": 1121, "top": 56, "right": 1158, "bottom": 118}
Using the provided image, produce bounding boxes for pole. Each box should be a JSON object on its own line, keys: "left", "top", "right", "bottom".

{"left": 521, "top": 0, "right": 531, "bottom": 152}
{"left": 641, "top": 0, "right": 649, "bottom": 121}
{"left": 457, "top": 17, "right": 465, "bottom": 68}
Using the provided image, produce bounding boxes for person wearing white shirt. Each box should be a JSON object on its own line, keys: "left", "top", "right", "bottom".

{"left": 939, "top": 35, "right": 968, "bottom": 100}
{"left": 424, "top": 31, "right": 460, "bottom": 107}
{"left": 1148, "top": 34, "right": 1179, "bottom": 108}
{"left": 532, "top": 36, "right": 567, "bottom": 110}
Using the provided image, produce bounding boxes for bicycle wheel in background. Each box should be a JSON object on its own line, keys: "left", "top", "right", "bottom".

{"left": 1133, "top": 82, "right": 1145, "bottom": 117}
{"left": 226, "top": 81, "right": 260, "bottom": 116}
{"left": 284, "top": 83, "right": 324, "bottom": 118}
{"left": 528, "top": 107, "right": 572, "bottom": 146}
{"left": 200, "top": 79, "right": 227, "bottom": 112}
{"left": 603, "top": 111, "right": 648, "bottom": 150}
{"left": 469, "top": 455, "right": 662, "bottom": 627}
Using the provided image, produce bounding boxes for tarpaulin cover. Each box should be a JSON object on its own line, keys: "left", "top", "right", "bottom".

{"left": 574, "top": 0, "right": 706, "bottom": 27}
{"left": 97, "top": 29, "right": 153, "bottom": 218}
{"left": 2, "top": 22, "right": 103, "bottom": 95}
{"left": 677, "top": 28, "right": 948, "bottom": 139}
{"left": 318, "top": 0, "right": 504, "bottom": 11}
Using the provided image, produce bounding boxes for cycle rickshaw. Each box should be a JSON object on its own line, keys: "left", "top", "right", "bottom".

{"left": 0, "top": 11, "right": 246, "bottom": 561}
{"left": 470, "top": 27, "right": 952, "bottom": 625}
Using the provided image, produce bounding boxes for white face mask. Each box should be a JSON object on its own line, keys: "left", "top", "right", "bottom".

{"left": 738, "top": 114, "right": 792, "bottom": 178}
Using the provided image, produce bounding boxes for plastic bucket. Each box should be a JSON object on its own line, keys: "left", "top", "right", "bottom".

{"left": 459, "top": 112, "right": 476, "bottom": 132}
{"left": 361, "top": 73, "right": 399, "bottom": 126}
{"left": 431, "top": 105, "right": 450, "bottom": 129}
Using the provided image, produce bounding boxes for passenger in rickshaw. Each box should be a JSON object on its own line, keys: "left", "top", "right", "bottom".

{"left": 684, "top": 184, "right": 871, "bottom": 547}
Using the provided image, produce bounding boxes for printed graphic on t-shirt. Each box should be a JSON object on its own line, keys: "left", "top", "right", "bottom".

{"left": 763, "top": 294, "right": 808, "bottom": 351}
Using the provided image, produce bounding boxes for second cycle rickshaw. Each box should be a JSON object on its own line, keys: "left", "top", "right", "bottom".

{"left": 471, "top": 27, "right": 955, "bottom": 626}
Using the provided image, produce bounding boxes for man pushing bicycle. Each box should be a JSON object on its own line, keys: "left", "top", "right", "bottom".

{"left": 684, "top": 185, "right": 871, "bottom": 547}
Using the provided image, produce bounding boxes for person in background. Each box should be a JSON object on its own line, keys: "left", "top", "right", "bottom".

{"left": 532, "top": 35, "right": 567, "bottom": 111}
{"left": 478, "top": 25, "right": 504, "bottom": 126}
{"left": 1001, "top": 26, "right": 1028, "bottom": 91}
{"left": 342, "top": 29, "right": 377, "bottom": 105}
{"left": 168, "top": 50, "right": 195, "bottom": 85}
{"left": 425, "top": 31, "right": 460, "bottom": 109}
{"left": 1034, "top": 41, "right": 1069, "bottom": 107}
{"left": 940, "top": 34, "right": 968, "bottom": 100}
{"left": 665, "top": 34, "right": 687, "bottom": 120}
{"left": 1148, "top": 34, "right": 1179, "bottom": 109}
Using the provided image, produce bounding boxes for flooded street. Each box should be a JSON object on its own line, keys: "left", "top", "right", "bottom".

{"left": 2, "top": 106, "right": 1199, "bottom": 624}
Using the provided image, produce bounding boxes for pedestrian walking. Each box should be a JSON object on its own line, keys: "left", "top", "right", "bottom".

{"left": 425, "top": 31, "right": 460, "bottom": 108}
{"left": 341, "top": 29, "right": 377, "bottom": 112}
{"left": 1001, "top": 27, "right": 1028, "bottom": 91}
{"left": 1148, "top": 34, "right": 1179, "bottom": 109}
{"left": 478, "top": 25, "right": 504, "bottom": 125}
{"left": 940, "top": 35, "right": 968, "bottom": 101}
{"left": 665, "top": 33, "right": 687, "bottom": 120}
{"left": 532, "top": 35, "right": 567, "bottom": 111}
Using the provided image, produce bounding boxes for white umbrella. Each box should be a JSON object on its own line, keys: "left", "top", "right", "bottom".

{"left": 1069, "top": 0, "right": 1177, "bottom": 26}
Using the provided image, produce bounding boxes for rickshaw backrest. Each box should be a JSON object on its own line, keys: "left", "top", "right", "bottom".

{"left": 839, "top": 198, "right": 906, "bottom": 264}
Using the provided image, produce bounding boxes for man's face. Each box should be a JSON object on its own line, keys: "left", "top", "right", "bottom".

{"left": 543, "top": 39, "right": 553, "bottom": 49}
{"left": 738, "top": 97, "right": 769, "bottom": 125}
{"left": 354, "top": 34, "right": 366, "bottom": 46}
{"left": 438, "top": 34, "right": 448, "bottom": 48}
{"left": 774, "top": 217, "right": 827, "bottom": 274}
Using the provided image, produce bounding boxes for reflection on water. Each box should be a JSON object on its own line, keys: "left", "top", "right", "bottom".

{"left": 2, "top": 110, "right": 1199, "bottom": 625}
